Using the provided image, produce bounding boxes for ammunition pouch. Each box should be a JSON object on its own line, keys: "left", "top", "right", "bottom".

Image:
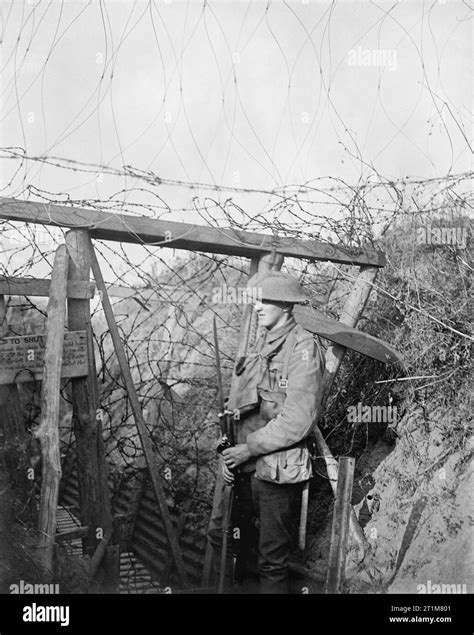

{"left": 255, "top": 445, "right": 312, "bottom": 484}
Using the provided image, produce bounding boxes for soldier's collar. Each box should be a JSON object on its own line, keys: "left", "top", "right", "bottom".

{"left": 265, "top": 316, "right": 296, "bottom": 344}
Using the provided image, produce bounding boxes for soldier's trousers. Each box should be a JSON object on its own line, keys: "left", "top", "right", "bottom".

{"left": 208, "top": 471, "right": 302, "bottom": 593}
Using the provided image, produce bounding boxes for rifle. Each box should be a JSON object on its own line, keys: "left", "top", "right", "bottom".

{"left": 212, "top": 316, "right": 235, "bottom": 594}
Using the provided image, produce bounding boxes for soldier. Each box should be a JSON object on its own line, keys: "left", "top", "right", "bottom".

{"left": 209, "top": 271, "right": 325, "bottom": 594}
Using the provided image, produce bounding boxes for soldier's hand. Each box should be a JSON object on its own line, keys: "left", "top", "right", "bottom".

{"left": 222, "top": 444, "right": 251, "bottom": 469}
{"left": 222, "top": 460, "right": 235, "bottom": 485}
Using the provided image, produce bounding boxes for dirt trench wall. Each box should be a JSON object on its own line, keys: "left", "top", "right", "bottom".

{"left": 346, "top": 390, "right": 473, "bottom": 594}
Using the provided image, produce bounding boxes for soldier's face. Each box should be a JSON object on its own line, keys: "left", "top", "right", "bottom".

{"left": 254, "top": 299, "right": 291, "bottom": 331}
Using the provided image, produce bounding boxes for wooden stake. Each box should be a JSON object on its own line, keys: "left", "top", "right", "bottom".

{"left": 88, "top": 527, "right": 113, "bottom": 580}
{"left": 313, "top": 426, "right": 367, "bottom": 555}
{"left": 298, "top": 481, "right": 309, "bottom": 550}
{"left": 325, "top": 457, "right": 355, "bottom": 594}
{"left": 65, "top": 230, "right": 113, "bottom": 558}
{"left": 87, "top": 237, "right": 188, "bottom": 589}
{"left": 34, "top": 244, "right": 69, "bottom": 576}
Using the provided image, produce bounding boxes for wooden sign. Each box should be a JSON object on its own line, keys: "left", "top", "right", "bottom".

{"left": 0, "top": 331, "right": 87, "bottom": 384}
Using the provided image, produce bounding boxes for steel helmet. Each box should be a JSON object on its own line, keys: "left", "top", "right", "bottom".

{"left": 246, "top": 271, "right": 309, "bottom": 303}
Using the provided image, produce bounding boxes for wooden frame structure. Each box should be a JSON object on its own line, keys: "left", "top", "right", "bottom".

{"left": 0, "top": 196, "right": 399, "bottom": 591}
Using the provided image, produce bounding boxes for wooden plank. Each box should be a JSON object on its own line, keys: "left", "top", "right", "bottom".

{"left": 65, "top": 230, "right": 113, "bottom": 560}
{"left": 0, "top": 197, "right": 386, "bottom": 267}
{"left": 88, "top": 236, "right": 189, "bottom": 589}
{"left": 0, "top": 331, "right": 88, "bottom": 384}
{"left": 325, "top": 457, "right": 355, "bottom": 594}
{"left": 0, "top": 276, "right": 95, "bottom": 299}
{"left": 34, "top": 244, "right": 69, "bottom": 576}
{"left": 293, "top": 305, "right": 403, "bottom": 365}
{"left": 56, "top": 526, "right": 89, "bottom": 543}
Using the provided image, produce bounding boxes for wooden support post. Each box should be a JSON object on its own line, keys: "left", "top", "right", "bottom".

{"left": 87, "top": 237, "right": 189, "bottom": 589}
{"left": 103, "top": 514, "right": 125, "bottom": 592}
{"left": 162, "top": 499, "right": 192, "bottom": 586}
{"left": 299, "top": 481, "right": 309, "bottom": 550}
{"left": 65, "top": 230, "right": 113, "bottom": 558}
{"left": 122, "top": 465, "right": 147, "bottom": 546}
{"left": 325, "top": 457, "right": 355, "bottom": 594}
{"left": 314, "top": 266, "right": 378, "bottom": 558}
{"left": 0, "top": 295, "right": 36, "bottom": 523}
{"left": 321, "top": 266, "right": 379, "bottom": 404}
{"left": 88, "top": 527, "right": 113, "bottom": 580}
{"left": 201, "top": 252, "right": 284, "bottom": 588}
{"left": 34, "top": 244, "right": 69, "bottom": 576}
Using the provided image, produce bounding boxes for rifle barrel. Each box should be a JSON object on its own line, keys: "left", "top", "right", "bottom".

{"left": 213, "top": 316, "right": 226, "bottom": 415}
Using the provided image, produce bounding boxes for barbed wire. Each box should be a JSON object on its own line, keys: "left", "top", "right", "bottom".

{"left": 0, "top": 0, "right": 472, "bottom": 572}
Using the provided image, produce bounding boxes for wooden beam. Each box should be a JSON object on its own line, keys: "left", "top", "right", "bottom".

{"left": 293, "top": 305, "right": 403, "bottom": 365}
{"left": 65, "top": 230, "right": 113, "bottom": 559}
{"left": 87, "top": 236, "right": 189, "bottom": 589}
{"left": 56, "top": 526, "right": 89, "bottom": 543}
{"left": 0, "top": 276, "right": 95, "bottom": 299}
{"left": 0, "top": 197, "right": 386, "bottom": 267}
{"left": 325, "top": 457, "right": 355, "bottom": 594}
{"left": 34, "top": 244, "right": 69, "bottom": 576}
